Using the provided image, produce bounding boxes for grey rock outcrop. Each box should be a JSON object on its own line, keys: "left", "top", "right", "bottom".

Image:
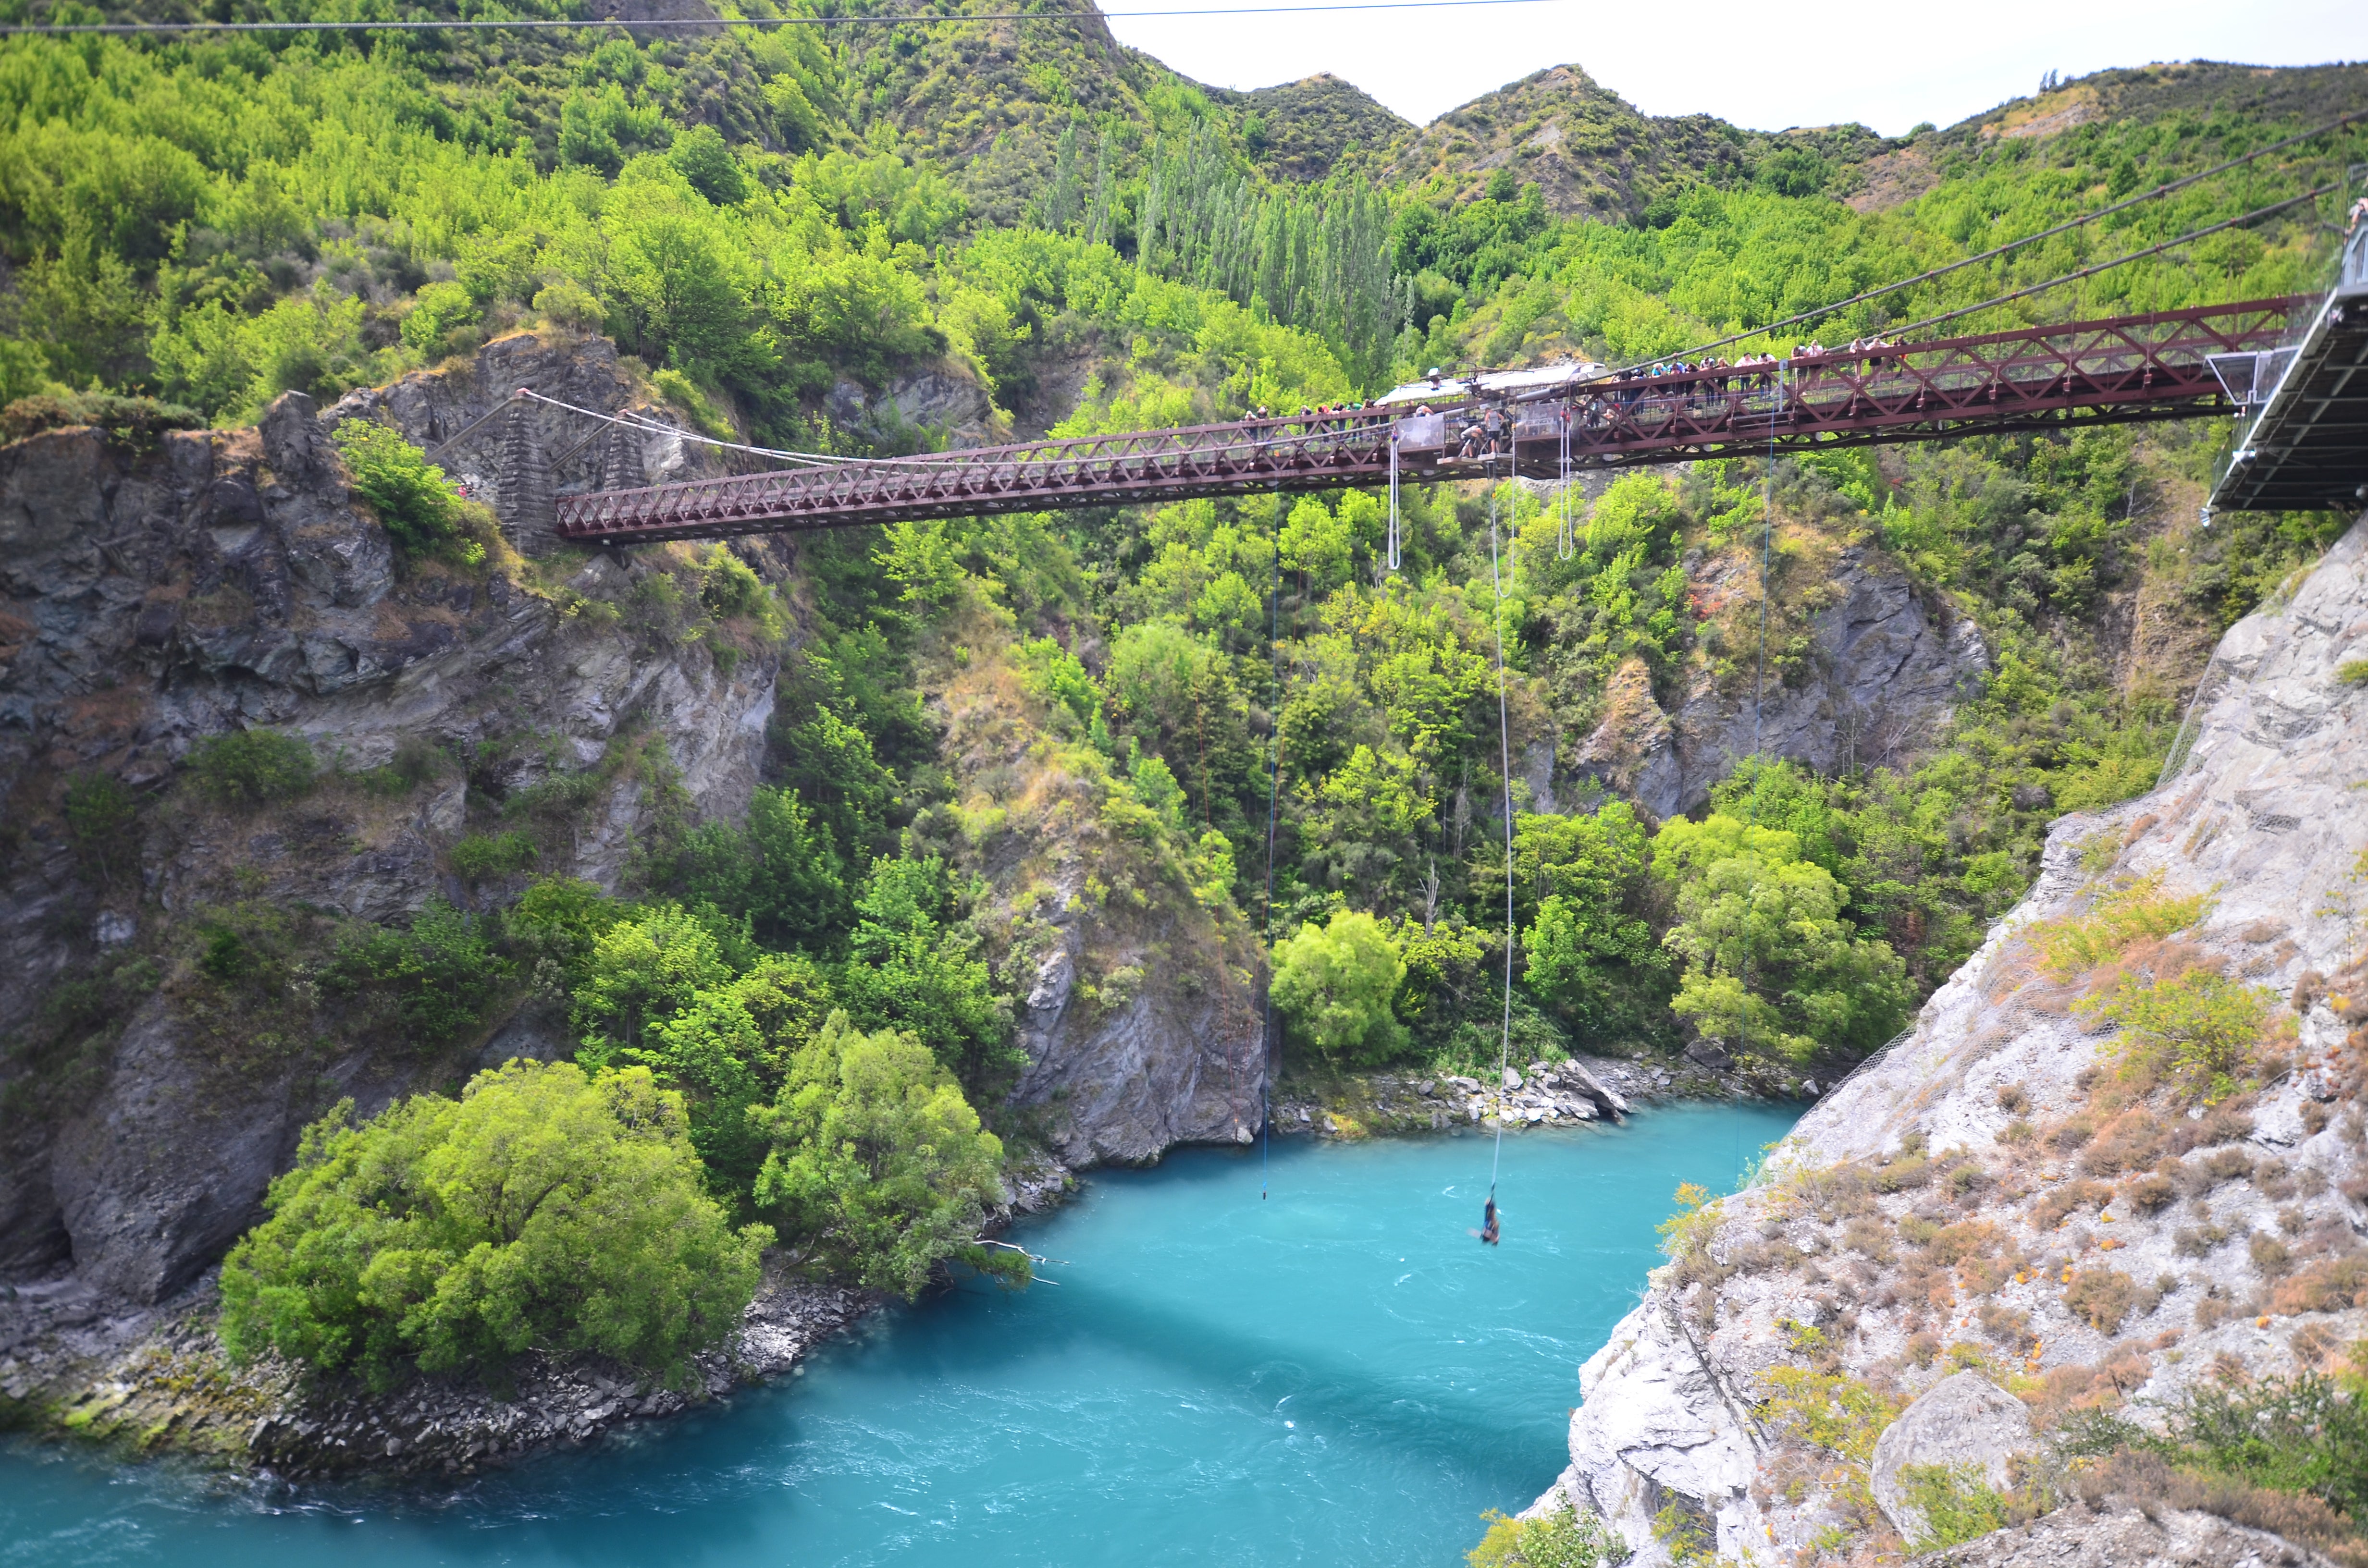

{"left": 824, "top": 364, "right": 1001, "bottom": 449}
{"left": 1536, "top": 510, "right": 2368, "bottom": 1565}
{"left": 1870, "top": 1372, "right": 2035, "bottom": 1540}
{"left": 0, "top": 381, "right": 778, "bottom": 1301}
{"left": 1916, "top": 1500, "right": 2339, "bottom": 1568}
{"left": 1570, "top": 543, "right": 1986, "bottom": 818}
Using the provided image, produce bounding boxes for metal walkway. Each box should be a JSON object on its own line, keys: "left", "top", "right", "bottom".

{"left": 2208, "top": 229, "right": 2368, "bottom": 514}
{"left": 552, "top": 297, "right": 2301, "bottom": 546}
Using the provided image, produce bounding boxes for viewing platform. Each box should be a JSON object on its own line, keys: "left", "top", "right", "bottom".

{"left": 2207, "top": 220, "right": 2368, "bottom": 514}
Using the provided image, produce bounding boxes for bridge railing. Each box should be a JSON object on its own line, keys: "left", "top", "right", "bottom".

{"left": 555, "top": 298, "right": 2298, "bottom": 542}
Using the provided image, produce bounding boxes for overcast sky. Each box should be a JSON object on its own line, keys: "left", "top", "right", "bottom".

{"left": 1100, "top": 0, "right": 2368, "bottom": 134}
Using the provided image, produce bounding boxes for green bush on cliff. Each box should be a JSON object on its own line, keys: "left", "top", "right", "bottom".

{"left": 330, "top": 419, "right": 478, "bottom": 564}
{"left": 751, "top": 1011, "right": 1020, "bottom": 1298}
{"left": 1468, "top": 1504, "right": 1630, "bottom": 1568}
{"left": 185, "top": 729, "right": 315, "bottom": 807}
{"left": 219, "top": 1060, "right": 770, "bottom": 1392}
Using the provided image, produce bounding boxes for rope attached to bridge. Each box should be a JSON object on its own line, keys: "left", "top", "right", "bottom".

{"left": 1483, "top": 473, "right": 1517, "bottom": 1233}
{"left": 1260, "top": 489, "right": 1286, "bottom": 1200}
{"left": 1386, "top": 429, "right": 1402, "bottom": 573}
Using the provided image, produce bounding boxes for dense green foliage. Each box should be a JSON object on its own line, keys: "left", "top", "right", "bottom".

{"left": 1467, "top": 1504, "right": 1631, "bottom": 1568}
{"left": 219, "top": 1061, "right": 770, "bottom": 1392}
{"left": 1271, "top": 910, "right": 1408, "bottom": 1066}
{"left": 752, "top": 1010, "right": 1017, "bottom": 1298}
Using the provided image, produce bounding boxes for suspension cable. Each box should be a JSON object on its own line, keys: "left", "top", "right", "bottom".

{"left": 1869, "top": 182, "right": 2339, "bottom": 341}
{"left": 1601, "top": 108, "right": 2368, "bottom": 377}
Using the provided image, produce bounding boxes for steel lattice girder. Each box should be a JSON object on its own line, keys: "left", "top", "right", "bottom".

{"left": 554, "top": 298, "right": 2301, "bottom": 544}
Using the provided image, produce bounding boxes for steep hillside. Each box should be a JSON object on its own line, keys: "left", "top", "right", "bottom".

{"left": 1389, "top": 63, "right": 1892, "bottom": 220}
{"left": 1526, "top": 511, "right": 2368, "bottom": 1562}
{"left": 1225, "top": 73, "right": 1413, "bottom": 183}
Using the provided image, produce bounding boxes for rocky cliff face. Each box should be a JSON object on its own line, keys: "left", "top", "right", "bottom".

{"left": 0, "top": 329, "right": 1271, "bottom": 1348}
{"left": 0, "top": 361, "right": 776, "bottom": 1303}
{"left": 918, "top": 594, "right": 1267, "bottom": 1166}
{"left": 1556, "top": 523, "right": 1986, "bottom": 820}
{"left": 1532, "top": 511, "right": 2368, "bottom": 1560}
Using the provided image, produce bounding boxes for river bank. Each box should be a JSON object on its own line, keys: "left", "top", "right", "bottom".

{"left": 1, "top": 1059, "right": 1759, "bottom": 1487}
{"left": 2, "top": 1107, "right": 1801, "bottom": 1568}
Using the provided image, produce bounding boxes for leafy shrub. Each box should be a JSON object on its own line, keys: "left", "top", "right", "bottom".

{"left": 752, "top": 1011, "right": 1017, "bottom": 1298}
{"left": 352, "top": 734, "right": 446, "bottom": 796}
{"left": 2077, "top": 969, "right": 2274, "bottom": 1103}
{"left": 397, "top": 280, "right": 479, "bottom": 355}
{"left": 837, "top": 856, "right": 1017, "bottom": 1093}
{"left": 2029, "top": 873, "right": 2208, "bottom": 979}
{"left": 330, "top": 418, "right": 477, "bottom": 562}
{"left": 449, "top": 829, "right": 539, "bottom": 884}
{"left": 1271, "top": 909, "right": 1409, "bottom": 1066}
{"left": 186, "top": 728, "right": 314, "bottom": 806}
{"left": 219, "top": 1062, "right": 770, "bottom": 1392}
{"left": 323, "top": 899, "right": 511, "bottom": 1047}
{"left": 1756, "top": 1364, "right": 1900, "bottom": 1513}
{"left": 2337, "top": 660, "right": 2368, "bottom": 688}
{"left": 1897, "top": 1462, "right": 2011, "bottom": 1550}
{"left": 1653, "top": 813, "right": 1907, "bottom": 1066}
{"left": 1468, "top": 1505, "right": 1630, "bottom": 1568}
{"left": 1, "top": 390, "right": 201, "bottom": 445}
{"left": 62, "top": 771, "right": 138, "bottom": 882}
{"left": 667, "top": 123, "right": 748, "bottom": 206}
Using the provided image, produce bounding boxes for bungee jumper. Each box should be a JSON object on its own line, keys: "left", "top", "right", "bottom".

{"left": 1480, "top": 1195, "right": 1500, "bottom": 1246}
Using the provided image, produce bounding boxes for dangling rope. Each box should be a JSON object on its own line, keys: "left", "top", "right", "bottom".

{"left": 1386, "top": 428, "right": 1403, "bottom": 573}
{"left": 1484, "top": 469, "right": 1517, "bottom": 1233}
{"left": 1260, "top": 487, "right": 1285, "bottom": 1200}
{"left": 1734, "top": 364, "right": 1782, "bottom": 1183}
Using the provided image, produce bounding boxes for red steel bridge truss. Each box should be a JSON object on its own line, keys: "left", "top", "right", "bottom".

{"left": 553, "top": 297, "right": 2300, "bottom": 546}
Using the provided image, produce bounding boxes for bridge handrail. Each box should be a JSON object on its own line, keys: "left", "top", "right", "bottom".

{"left": 554, "top": 296, "right": 2301, "bottom": 540}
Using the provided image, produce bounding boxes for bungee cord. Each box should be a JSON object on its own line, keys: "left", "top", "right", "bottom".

{"left": 1385, "top": 430, "right": 1403, "bottom": 574}
{"left": 1483, "top": 471, "right": 1517, "bottom": 1231}
{"left": 1260, "top": 487, "right": 1286, "bottom": 1200}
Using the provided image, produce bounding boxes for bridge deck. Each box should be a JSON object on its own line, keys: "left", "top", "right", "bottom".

{"left": 554, "top": 298, "right": 2299, "bottom": 545}
{"left": 2208, "top": 232, "right": 2368, "bottom": 514}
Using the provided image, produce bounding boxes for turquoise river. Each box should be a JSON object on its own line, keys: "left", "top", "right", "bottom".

{"left": 0, "top": 1102, "right": 1799, "bottom": 1567}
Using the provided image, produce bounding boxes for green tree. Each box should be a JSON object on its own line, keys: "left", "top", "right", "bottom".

{"left": 1516, "top": 802, "right": 1661, "bottom": 1019}
{"left": 623, "top": 954, "right": 835, "bottom": 1202}
{"left": 838, "top": 857, "right": 1017, "bottom": 1094}
{"left": 219, "top": 1061, "right": 769, "bottom": 1392}
{"left": 574, "top": 902, "right": 737, "bottom": 1056}
{"left": 751, "top": 1011, "right": 1019, "bottom": 1298}
{"left": 1653, "top": 814, "right": 1908, "bottom": 1066}
{"left": 1271, "top": 909, "right": 1409, "bottom": 1065}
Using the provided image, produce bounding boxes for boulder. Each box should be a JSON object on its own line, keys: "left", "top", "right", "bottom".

{"left": 1560, "top": 1059, "right": 1630, "bottom": 1119}
{"left": 1871, "top": 1372, "right": 2035, "bottom": 1541}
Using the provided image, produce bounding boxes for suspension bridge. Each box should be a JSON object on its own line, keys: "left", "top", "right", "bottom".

{"left": 529, "top": 293, "right": 2347, "bottom": 548}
